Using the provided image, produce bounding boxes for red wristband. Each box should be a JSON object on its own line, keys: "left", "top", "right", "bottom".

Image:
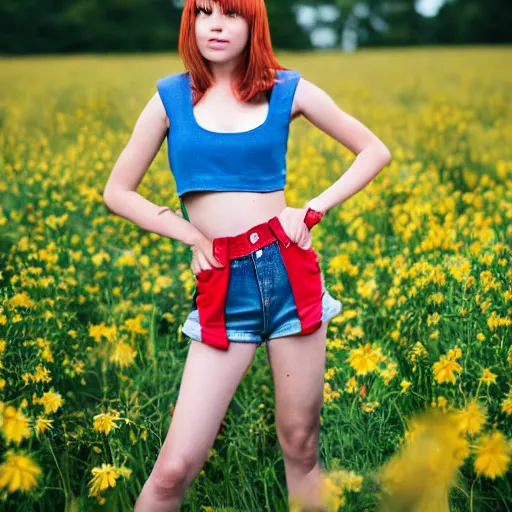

{"left": 304, "top": 207, "right": 324, "bottom": 230}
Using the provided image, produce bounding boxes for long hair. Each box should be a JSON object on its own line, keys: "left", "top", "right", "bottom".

{"left": 179, "top": 0, "right": 289, "bottom": 105}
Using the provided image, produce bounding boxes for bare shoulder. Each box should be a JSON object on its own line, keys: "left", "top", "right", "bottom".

{"left": 291, "top": 76, "right": 325, "bottom": 121}
{"left": 293, "top": 77, "right": 331, "bottom": 117}
{"left": 149, "top": 91, "right": 170, "bottom": 130}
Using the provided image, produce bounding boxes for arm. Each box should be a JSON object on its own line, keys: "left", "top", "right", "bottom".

{"left": 294, "top": 78, "right": 392, "bottom": 216}
{"left": 102, "top": 92, "right": 203, "bottom": 246}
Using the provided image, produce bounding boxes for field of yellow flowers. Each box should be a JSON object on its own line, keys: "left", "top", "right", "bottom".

{"left": 0, "top": 47, "right": 511, "bottom": 511}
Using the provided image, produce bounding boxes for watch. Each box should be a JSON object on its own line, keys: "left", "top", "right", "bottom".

{"left": 303, "top": 207, "right": 324, "bottom": 230}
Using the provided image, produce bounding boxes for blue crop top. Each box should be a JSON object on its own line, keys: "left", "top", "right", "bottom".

{"left": 156, "top": 69, "right": 302, "bottom": 204}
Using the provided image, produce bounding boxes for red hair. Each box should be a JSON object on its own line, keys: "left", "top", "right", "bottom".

{"left": 179, "top": 0, "right": 289, "bottom": 105}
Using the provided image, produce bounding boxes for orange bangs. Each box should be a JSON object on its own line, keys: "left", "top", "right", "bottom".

{"left": 179, "top": 0, "right": 288, "bottom": 105}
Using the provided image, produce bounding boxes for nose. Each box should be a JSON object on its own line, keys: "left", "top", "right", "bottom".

{"left": 208, "top": 9, "right": 225, "bottom": 31}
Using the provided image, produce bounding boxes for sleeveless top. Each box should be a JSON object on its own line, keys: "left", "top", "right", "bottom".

{"left": 156, "top": 69, "right": 302, "bottom": 220}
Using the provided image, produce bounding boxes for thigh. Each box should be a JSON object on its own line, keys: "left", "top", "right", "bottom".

{"left": 153, "top": 340, "right": 258, "bottom": 474}
{"left": 266, "top": 320, "right": 328, "bottom": 433}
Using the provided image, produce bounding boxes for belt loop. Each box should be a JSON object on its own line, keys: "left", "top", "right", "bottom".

{"left": 268, "top": 216, "right": 292, "bottom": 248}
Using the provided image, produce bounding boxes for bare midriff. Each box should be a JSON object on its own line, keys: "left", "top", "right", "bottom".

{"left": 182, "top": 189, "right": 288, "bottom": 240}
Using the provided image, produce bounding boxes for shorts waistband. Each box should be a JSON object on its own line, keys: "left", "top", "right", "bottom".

{"left": 212, "top": 216, "right": 292, "bottom": 264}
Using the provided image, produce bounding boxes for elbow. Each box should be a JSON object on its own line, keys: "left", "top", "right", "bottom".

{"left": 382, "top": 148, "right": 392, "bottom": 165}
{"left": 364, "top": 141, "right": 392, "bottom": 165}
{"left": 103, "top": 189, "right": 111, "bottom": 207}
{"left": 103, "top": 187, "right": 117, "bottom": 210}
{"left": 376, "top": 143, "right": 392, "bottom": 165}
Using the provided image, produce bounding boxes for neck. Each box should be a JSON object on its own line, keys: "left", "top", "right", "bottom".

{"left": 208, "top": 56, "right": 243, "bottom": 86}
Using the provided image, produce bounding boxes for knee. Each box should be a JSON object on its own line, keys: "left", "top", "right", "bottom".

{"left": 278, "top": 423, "right": 319, "bottom": 468}
{"left": 150, "top": 456, "right": 191, "bottom": 500}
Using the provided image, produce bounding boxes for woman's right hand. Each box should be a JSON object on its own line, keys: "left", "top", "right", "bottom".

{"left": 190, "top": 234, "right": 225, "bottom": 277}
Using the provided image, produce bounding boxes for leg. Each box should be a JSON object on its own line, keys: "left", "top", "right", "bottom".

{"left": 135, "top": 340, "right": 258, "bottom": 512}
{"left": 266, "top": 321, "right": 329, "bottom": 511}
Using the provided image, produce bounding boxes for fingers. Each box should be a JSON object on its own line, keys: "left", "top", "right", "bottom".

{"left": 279, "top": 207, "right": 313, "bottom": 249}
{"left": 192, "top": 239, "right": 225, "bottom": 276}
{"left": 297, "top": 227, "right": 312, "bottom": 249}
{"left": 209, "top": 253, "right": 224, "bottom": 268}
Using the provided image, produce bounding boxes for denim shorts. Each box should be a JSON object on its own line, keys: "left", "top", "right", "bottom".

{"left": 181, "top": 215, "right": 343, "bottom": 350}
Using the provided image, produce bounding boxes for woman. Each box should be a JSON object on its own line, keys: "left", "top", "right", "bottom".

{"left": 103, "top": 1, "right": 392, "bottom": 510}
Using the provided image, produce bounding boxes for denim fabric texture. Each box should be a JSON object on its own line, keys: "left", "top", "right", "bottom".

{"left": 182, "top": 240, "right": 343, "bottom": 346}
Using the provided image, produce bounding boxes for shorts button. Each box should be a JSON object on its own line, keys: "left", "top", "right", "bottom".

{"left": 249, "top": 232, "right": 259, "bottom": 244}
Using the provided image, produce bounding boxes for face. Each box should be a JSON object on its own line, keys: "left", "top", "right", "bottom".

{"left": 194, "top": 1, "right": 250, "bottom": 65}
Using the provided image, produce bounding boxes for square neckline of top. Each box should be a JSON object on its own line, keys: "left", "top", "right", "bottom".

{"left": 183, "top": 70, "right": 280, "bottom": 136}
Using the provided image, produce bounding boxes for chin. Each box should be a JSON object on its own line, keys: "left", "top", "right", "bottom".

{"left": 203, "top": 52, "right": 237, "bottom": 63}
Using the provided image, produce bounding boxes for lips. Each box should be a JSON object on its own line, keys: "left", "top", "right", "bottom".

{"left": 207, "top": 38, "right": 229, "bottom": 50}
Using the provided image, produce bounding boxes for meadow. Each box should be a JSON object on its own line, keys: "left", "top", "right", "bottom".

{"left": 0, "top": 47, "right": 511, "bottom": 511}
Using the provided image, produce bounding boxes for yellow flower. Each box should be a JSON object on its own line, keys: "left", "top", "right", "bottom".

{"left": 432, "top": 347, "right": 462, "bottom": 385}
{"left": 346, "top": 343, "right": 384, "bottom": 375}
{"left": 454, "top": 400, "right": 487, "bottom": 435}
{"left": 8, "top": 292, "right": 37, "bottom": 309}
{"left": 379, "top": 361, "right": 399, "bottom": 385}
{"left": 501, "top": 389, "right": 512, "bottom": 415}
{"left": 473, "top": 431, "right": 511, "bottom": 479}
{"left": 88, "top": 322, "right": 118, "bottom": 343}
{"left": 343, "top": 470, "right": 364, "bottom": 492}
{"left": 88, "top": 463, "right": 120, "bottom": 497}
{"left": 36, "top": 391, "right": 64, "bottom": 414}
{"left": 35, "top": 417, "right": 54, "bottom": 436}
{"left": 379, "top": 408, "right": 469, "bottom": 511}
{"left": 0, "top": 406, "right": 31, "bottom": 445}
{"left": 433, "top": 396, "right": 449, "bottom": 412}
{"left": 109, "top": 342, "right": 137, "bottom": 368}
{"left": 324, "top": 368, "right": 336, "bottom": 380}
{"left": 400, "top": 380, "right": 412, "bottom": 393}
{"left": 0, "top": 450, "right": 41, "bottom": 492}
{"left": 93, "top": 411, "right": 121, "bottom": 435}
{"left": 121, "top": 315, "right": 148, "bottom": 335}
{"left": 323, "top": 382, "right": 340, "bottom": 403}
{"left": 361, "top": 401, "right": 380, "bottom": 413}
{"left": 346, "top": 376, "right": 358, "bottom": 393}
{"left": 479, "top": 368, "right": 498, "bottom": 386}
{"left": 117, "top": 465, "right": 132, "bottom": 479}
{"left": 26, "top": 365, "right": 52, "bottom": 384}
{"left": 316, "top": 472, "right": 348, "bottom": 511}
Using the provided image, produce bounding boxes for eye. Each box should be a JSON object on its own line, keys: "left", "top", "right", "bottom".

{"left": 225, "top": 8, "right": 238, "bottom": 17}
{"left": 196, "top": 7, "right": 212, "bottom": 15}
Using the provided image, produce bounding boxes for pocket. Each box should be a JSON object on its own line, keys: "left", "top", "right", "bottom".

{"left": 195, "top": 265, "right": 228, "bottom": 297}
{"left": 293, "top": 243, "right": 321, "bottom": 274}
{"left": 279, "top": 242, "right": 324, "bottom": 335}
{"left": 195, "top": 268, "right": 214, "bottom": 282}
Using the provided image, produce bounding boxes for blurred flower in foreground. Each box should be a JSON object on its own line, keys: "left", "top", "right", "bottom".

{"left": 378, "top": 406, "right": 469, "bottom": 512}
{"left": 0, "top": 405, "right": 31, "bottom": 445}
{"left": 0, "top": 451, "right": 41, "bottom": 493}
{"left": 289, "top": 468, "right": 364, "bottom": 512}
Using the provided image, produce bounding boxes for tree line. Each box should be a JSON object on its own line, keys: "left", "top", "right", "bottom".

{"left": 0, "top": 0, "right": 510, "bottom": 55}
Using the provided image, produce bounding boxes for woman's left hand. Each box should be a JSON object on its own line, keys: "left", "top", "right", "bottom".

{"left": 277, "top": 207, "right": 312, "bottom": 249}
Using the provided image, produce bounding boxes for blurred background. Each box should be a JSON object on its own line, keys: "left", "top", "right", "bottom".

{"left": 1, "top": 1, "right": 511, "bottom": 511}
{"left": 1, "top": 0, "right": 511, "bottom": 55}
